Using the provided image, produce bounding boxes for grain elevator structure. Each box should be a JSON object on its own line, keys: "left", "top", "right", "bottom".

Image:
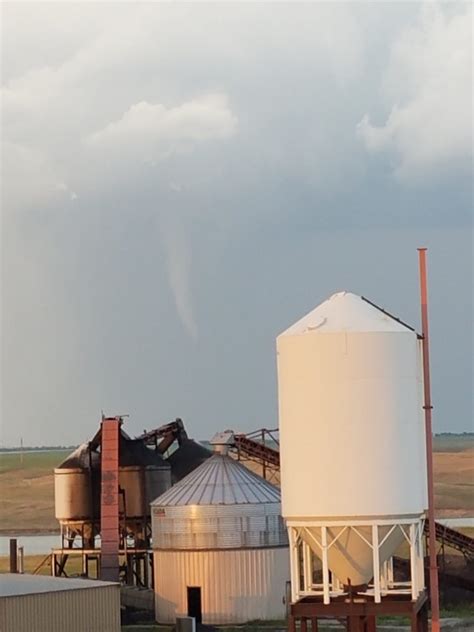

{"left": 277, "top": 291, "right": 429, "bottom": 630}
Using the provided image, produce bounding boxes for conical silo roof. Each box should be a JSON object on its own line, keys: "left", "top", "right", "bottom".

{"left": 279, "top": 291, "right": 415, "bottom": 336}
{"left": 56, "top": 438, "right": 169, "bottom": 470}
{"left": 151, "top": 453, "right": 287, "bottom": 551}
{"left": 56, "top": 443, "right": 100, "bottom": 470}
{"left": 151, "top": 453, "right": 281, "bottom": 507}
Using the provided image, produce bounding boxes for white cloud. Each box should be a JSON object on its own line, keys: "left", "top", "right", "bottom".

{"left": 86, "top": 94, "right": 237, "bottom": 149}
{"left": 357, "top": 4, "right": 472, "bottom": 180}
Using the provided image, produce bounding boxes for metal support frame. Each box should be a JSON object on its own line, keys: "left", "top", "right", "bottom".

{"left": 372, "top": 525, "right": 381, "bottom": 603}
{"left": 289, "top": 527, "right": 300, "bottom": 603}
{"left": 289, "top": 592, "right": 429, "bottom": 632}
{"left": 409, "top": 523, "right": 418, "bottom": 600}
{"left": 51, "top": 547, "right": 153, "bottom": 587}
{"left": 303, "top": 542, "right": 312, "bottom": 592}
{"left": 321, "top": 526, "right": 330, "bottom": 604}
{"left": 287, "top": 517, "right": 425, "bottom": 604}
{"left": 54, "top": 515, "right": 154, "bottom": 586}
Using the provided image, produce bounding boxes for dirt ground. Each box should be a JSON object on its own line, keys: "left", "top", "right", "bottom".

{"left": 432, "top": 449, "right": 474, "bottom": 517}
{"left": 0, "top": 451, "right": 65, "bottom": 533}
{"left": 0, "top": 443, "right": 472, "bottom": 533}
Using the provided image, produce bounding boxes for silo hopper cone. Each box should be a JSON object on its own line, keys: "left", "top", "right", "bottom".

{"left": 300, "top": 525, "right": 405, "bottom": 586}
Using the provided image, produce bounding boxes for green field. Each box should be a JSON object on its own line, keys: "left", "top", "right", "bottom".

{"left": 433, "top": 435, "right": 474, "bottom": 453}
{"left": 0, "top": 450, "right": 69, "bottom": 473}
{"left": 0, "top": 450, "right": 68, "bottom": 533}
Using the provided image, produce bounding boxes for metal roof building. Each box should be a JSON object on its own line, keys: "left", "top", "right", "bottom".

{"left": 0, "top": 574, "right": 120, "bottom": 632}
{"left": 151, "top": 449, "right": 289, "bottom": 624}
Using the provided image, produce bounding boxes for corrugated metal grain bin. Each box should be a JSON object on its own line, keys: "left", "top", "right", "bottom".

{"left": 0, "top": 574, "right": 120, "bottom": 632}
{"left": 152, "top": 450, "right": 289, "bottom": 624}
{"left": 154, "top": 547, "right": 289, "bottom": 624}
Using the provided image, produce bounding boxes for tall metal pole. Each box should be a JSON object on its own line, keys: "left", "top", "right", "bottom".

{"left": 418, "top": 248, "right": 440, "bottom": 632}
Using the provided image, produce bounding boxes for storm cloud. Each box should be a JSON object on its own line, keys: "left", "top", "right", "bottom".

{"left": 1, "top": 2, "right": 472, "bottom": 445}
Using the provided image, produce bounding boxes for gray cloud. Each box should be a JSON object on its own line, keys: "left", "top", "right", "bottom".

{"left": 1, "top": 2, "right": 472, "bottom": 445}
{"left": 357, "top": 4, "right": 472, "bottom": 180}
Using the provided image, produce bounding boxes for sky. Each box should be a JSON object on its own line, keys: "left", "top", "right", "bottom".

{"left": 1, "top": 2, "right": 472, "bottom": 446}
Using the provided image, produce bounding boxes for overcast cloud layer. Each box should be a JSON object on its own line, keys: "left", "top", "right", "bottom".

{"left": 1, "top": 2, "right": 472, "bottom": 445}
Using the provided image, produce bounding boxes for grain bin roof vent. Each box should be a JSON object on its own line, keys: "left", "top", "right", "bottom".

{"left": 210, "top": 430, "right": 234, "bottom": 455}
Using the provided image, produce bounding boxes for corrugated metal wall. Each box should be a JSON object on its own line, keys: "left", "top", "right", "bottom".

{"left": 154, "top": 547, "right": 289, "bottom": 624}
{"left": 152, "top": 503, "right": 287, "bottom": 550}
{"left": 0, "top": 585, "right": 120, "bottom": 632}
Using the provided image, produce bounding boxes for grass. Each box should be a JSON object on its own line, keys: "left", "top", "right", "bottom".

{"left": 0, "top": 450, "right": 67, "bottom": 533}
{"left": 0, "top": 553, "right": 52, "bottom": 575}
{"left": 433, "top": 435, "right": 474, "bottom": 453}
{"left": 0, "top": 553, "right": 84, "bottom": 576}
{"left": 0, "top": 450, "right": 68, "bottom": 473}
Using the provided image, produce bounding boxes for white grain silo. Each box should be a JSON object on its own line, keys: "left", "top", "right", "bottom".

{"left": 276, "top": 291, "right": 427, "bottom": 605}
{"left": 151, "top": 438, "right": 289, "bottom": 624}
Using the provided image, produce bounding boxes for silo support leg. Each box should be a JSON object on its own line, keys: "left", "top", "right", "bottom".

{"left": 417, "top": 604, "right": 428, "bottom": 632}
{"left": 347, "top": 616, "right": 365, "bottom": 632}
{"left": 288, "top": 614, "right": 296, "bottom": 632}
{"left": 143, "top": 553, "right": 149, "bottom": 587}
{"left": 365, "top": 616, "right": 376, "bottom": 632}
{"left": 311, "top": 617, "right": 318, "bottom": 632}
{"left": 126, "top": 554, "right": 133, "bottom": 585}
{"left": 82, "top": 553, "right": 89, "bottom": 577}
{"left": 301, "top": 617, "right": 307, "bottom": 632}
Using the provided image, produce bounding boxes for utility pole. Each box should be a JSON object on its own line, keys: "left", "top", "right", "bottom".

{"left": 418, "top": 247, "right": 440, "bottom": 632}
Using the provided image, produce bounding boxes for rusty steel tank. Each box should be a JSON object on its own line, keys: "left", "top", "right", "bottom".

{"left": 54, "top": 443, "right": 100, "bottom": 524}
{"left": 54, "top": 430, "right": 172, "bottom": 544}
{"left": 119, "top": 436, "right": 171, "bottom": 519}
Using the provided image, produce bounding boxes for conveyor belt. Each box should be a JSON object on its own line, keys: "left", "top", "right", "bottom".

{"left": 233, "top": 433, "right": 280, "bottom": 467}
{"left": 425, "top": 521, "right": 474, "bottom": 561}
{"left": 394, "top": 556, "right": 474, "bottom": 593}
